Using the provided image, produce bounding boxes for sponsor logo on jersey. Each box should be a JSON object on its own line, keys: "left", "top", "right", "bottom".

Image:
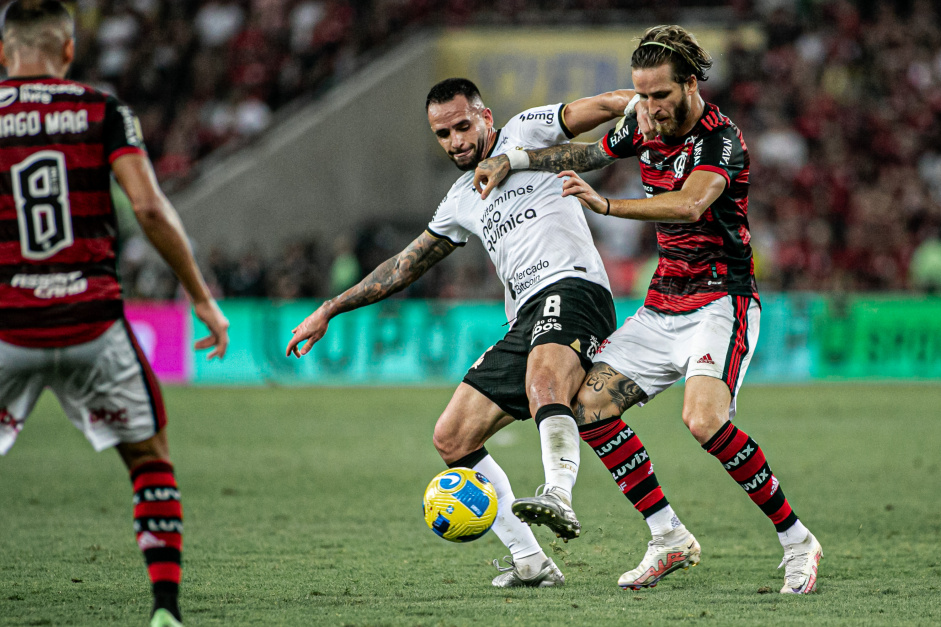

{"left": 480, "top": 185, "right": 534, "bottom": 223}
{"left": 693, "top": 138, "right": 704, "bottom": 165}
{"left": 482, "top": 207, "right": 538, "bottom": 253}
{"left": 18, "top": 82, "right": 85, "bottom": 104}
{"left": 531, "top": 317, "right": 561, "bottom": 343}
{"left": 518, "top": 110, "right": 555, "bottom": 125}
{"left": 596, "top": 338, "right": 610, "bottom": 355}
{"left": 721, "top": 137, "right": 733, "bottom": 165}
{"left": 0, "top": 86, "right": 18, "bottom": 108}
{"left": 11, "top": 272, "right": 88, "bottom": 299}
{"left": 609, "top": 118, "right": 632, "bottom": 147}
{"left": 697, "top": 353, "right": 715, "bottom": 364}
{"left": 117, "top": 105, "right": 143, "bottom": 146}
{"left": 640, "top": 150, "right": 651, "bottom": 164}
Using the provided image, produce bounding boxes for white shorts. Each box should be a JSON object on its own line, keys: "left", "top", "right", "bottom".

{"left": 0, "top": 319, "right": 166, "bottom": 455}
{"left": 593, "top": 295, "right": 760, "bottom": 418}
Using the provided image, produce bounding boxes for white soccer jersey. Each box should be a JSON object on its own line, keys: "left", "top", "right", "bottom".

{"left": 428, "top": 104, "right": 610, "bottom": 321}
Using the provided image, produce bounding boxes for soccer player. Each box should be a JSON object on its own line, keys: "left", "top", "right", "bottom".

{"left": 287, "top": 77, "right": 648, "bottom": 587}
{"left": 0, "top": 2, "right": 230, "bottom": 626}
{"left": 473, "top": 25, "right": 822, "bottom": 594}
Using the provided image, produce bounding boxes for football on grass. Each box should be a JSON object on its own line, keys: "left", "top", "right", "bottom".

{"left": 423, "top": 468, "right": 498, "bottom": 542}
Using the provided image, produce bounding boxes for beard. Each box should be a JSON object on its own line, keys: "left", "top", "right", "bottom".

{"left": 450, "top": 143, "right": 484, "bottom": 171}
{"left": 655, "top": 95, "right": 692, "bottom": 137}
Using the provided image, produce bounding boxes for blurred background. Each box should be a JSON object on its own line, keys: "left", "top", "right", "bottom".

{"left": 45, "top": 0, "right": 941, "bottom": 385}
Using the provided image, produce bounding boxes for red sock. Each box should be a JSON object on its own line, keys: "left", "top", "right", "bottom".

{"left": 131, "top": 460, "right": 182, "bottom": 619}
{"left": 703, "top": 422, "right": 799, "bottom": 532}
{"left": 580, "top": 417, "right": 668, "bottom": 518}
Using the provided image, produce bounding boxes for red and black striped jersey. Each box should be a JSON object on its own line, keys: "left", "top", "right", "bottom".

{"left": 602, "top": 102, "right": 758, "bottom": 314}
{"left": 0, "top": 77, "right": 145, "bottom": 347}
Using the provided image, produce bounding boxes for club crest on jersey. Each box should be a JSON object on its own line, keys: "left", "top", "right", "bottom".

{"left": 673, "top": 151, "right": 688, "bottom": 179}
{"left": 0, "top": 87, "right": 18, "bottom": 108}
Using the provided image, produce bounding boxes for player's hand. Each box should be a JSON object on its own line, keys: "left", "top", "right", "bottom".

{"left": 636, "top": 100, "right": 656, "bottom": 143}
{"left": 558, "top": 171, "right": 607, "bottom": 214}
{"left": 193, "top": 299, "right": 229, "bottom": 360}
{"left": 286, "top": 305, "right": 330, "bottom": 358}
{"left": 473, "top": 154, "right": 510, "bottom": 200}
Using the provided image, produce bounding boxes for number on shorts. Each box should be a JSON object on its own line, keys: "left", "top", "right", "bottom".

{"left": 543, "top": 294, "right": 561, "bottom": 317}
{"left": 12, "top": 150, "right": 73, "bottom": 260}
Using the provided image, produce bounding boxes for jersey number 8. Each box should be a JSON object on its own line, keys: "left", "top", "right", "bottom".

{"left": 12, "top": 150, "right": 74, "bottom": 260}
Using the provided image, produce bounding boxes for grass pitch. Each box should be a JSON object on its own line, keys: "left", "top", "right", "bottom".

{"left": 1, "top": 384, "right": 939, "bottom": 626}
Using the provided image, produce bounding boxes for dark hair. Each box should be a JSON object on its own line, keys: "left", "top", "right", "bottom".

{"left": 2, "top": 0, "right": 73, "bottom": 43}
{"left": 631, "top": 25, "right": 713, "bottom": 84}
{"left": 425, "top": 77, "right": 483, "bottom": 110}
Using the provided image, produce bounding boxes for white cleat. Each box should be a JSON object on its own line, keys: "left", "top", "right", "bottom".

{"left": 491, "top": 556, "right": 565, "bottom": 588}
{"left": 511, "top": 485, "right": 580, "bottom": 542}
{"left": 779, "top": 532, "right": 822, "bottom": 594}
{"left": 618, "top": 524, "right": 701, "bottom": 590}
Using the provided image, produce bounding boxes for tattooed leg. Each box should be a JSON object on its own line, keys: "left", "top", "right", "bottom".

{"left": 574, "top": 363, "right": 648, "bottom": 427}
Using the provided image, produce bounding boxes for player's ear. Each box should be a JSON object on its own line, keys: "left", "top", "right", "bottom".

{"left": 686, "top": 75, "right": 698, "bottom": 95}
{"left": 0, "top": 42, "right": 7, "bottom": 69}
{"left": 483, "top": 107, "right": 493, "bottom": 127}
{"left": 63, "top": 37, "right": 75, "bottom": 67}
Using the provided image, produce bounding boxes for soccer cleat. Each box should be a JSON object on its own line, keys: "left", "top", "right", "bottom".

{"left": 618, "top": 524, "right": 701, "bottom": 590}
{"left": 491, "top": 556, "right": 565, "bottom": 588}
{"left": 150, "top": 608, "right": 182, "bottom": 627}
{"left": 511, "top": 485, "right": 580, "bottom": 542}
{"left": 779, "top": 532, "right": 822, "bottom": 594}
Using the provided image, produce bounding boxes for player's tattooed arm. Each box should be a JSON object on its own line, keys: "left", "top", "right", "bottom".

{"left": 287, "top": 232, "right": 455, "bottom": 357}
{"left": 474, "top": 140, "right": 614, "bottom": 200}
{"left": 573, "top": 364, "right": 648, "bottom": 425}
{"left": 326, "top": 232, "right": 455, "bottom": 316}
{"left": 527, "top": 140, "right": 615, "bottom": 174}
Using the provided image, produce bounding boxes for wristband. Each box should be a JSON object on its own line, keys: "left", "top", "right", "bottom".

{"left": 505, "top": 148, "right": 530, "bottom": 170}
{"left": 604, "top": 198, "right": 611, "bottom": 215}
{"left": 624, "top": 93, "right": 642, "bottom": 117}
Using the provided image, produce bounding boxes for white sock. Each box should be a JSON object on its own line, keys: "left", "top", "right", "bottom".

{"left": 538, "top": 414, "right": 579, "bottom": 499}
{"left": 778, "top": 519, "right": 810, "bottom": 547}
{"left": 473, "top": 454, "right": 543, "bottom": 564}
{"left": 646, "top": 505, "right": 682, "bottom": 537}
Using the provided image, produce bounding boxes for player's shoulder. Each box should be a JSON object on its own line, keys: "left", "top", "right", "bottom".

{"left": 698, "top": 103, "right": 740, "bottom": 137}
{"left": 502, "top": 103, "right": 566, "bottom": 137}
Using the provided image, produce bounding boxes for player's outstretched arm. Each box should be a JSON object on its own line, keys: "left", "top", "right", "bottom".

{"left": 112, "top": 153, "right": 230, "bottom": 359}
{"left": 559, "top": 169, "right": 727, "bottom": 223}
{"left": 286, "top": 231, "right": 456, "bottom": 358}
{"left": 473, "top": 95, "right": 655, "bottom": 200}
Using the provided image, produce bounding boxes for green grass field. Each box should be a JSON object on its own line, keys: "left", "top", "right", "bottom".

{"left": 1, "top": 384, "right": 939, "bottom": 626}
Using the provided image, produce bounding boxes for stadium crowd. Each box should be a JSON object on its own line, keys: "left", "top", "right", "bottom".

{"left": 62, "top": 1, "right": 941, "bottom": 298}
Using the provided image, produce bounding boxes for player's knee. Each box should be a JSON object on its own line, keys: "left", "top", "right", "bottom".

{"left": 574, "top": 385, "right": 613, "bottom": 425}
{"left": 682, "top": 408, "right": 724, "bottom": 445}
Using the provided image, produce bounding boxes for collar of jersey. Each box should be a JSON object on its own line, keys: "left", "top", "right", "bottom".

{"left": 485, "top": 129, "right": 502, "bottom": 158}
{"left": 4, "top": 74, "right": 56, "bottom": 81}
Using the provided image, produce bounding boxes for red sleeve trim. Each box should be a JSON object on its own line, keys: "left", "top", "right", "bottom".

{"left": 108, "top": 146, "right": 145, "bottom": 164}
{"left": 692, "top": 164, "right": 730, "bottom": 188}
{"left": 601, "top": 135, "right": 618, "bottom": 159}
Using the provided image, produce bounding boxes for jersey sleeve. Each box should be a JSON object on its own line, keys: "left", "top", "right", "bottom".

{"left": 427, "top": 188, "right": 469, "bottom": 247}
{"left": 690, "top": 126, "right": 745, "bottom": 189}
{"left": 601, "top": 114, "right": 639, "bottom": 159}
{"left": 501, "top": 104, "right": 575, "bottom": 149}
{"left": 103, "top": 95, "right": 146, "bottom": 164}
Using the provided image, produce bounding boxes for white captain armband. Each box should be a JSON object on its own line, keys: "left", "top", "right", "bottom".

{"left": 506, "top": 148, "right": 530, "bottom": 171}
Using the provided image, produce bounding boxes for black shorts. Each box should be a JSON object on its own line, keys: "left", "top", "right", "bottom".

{"left": 462, "top": 278, "right": 616, "bottom": 420}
